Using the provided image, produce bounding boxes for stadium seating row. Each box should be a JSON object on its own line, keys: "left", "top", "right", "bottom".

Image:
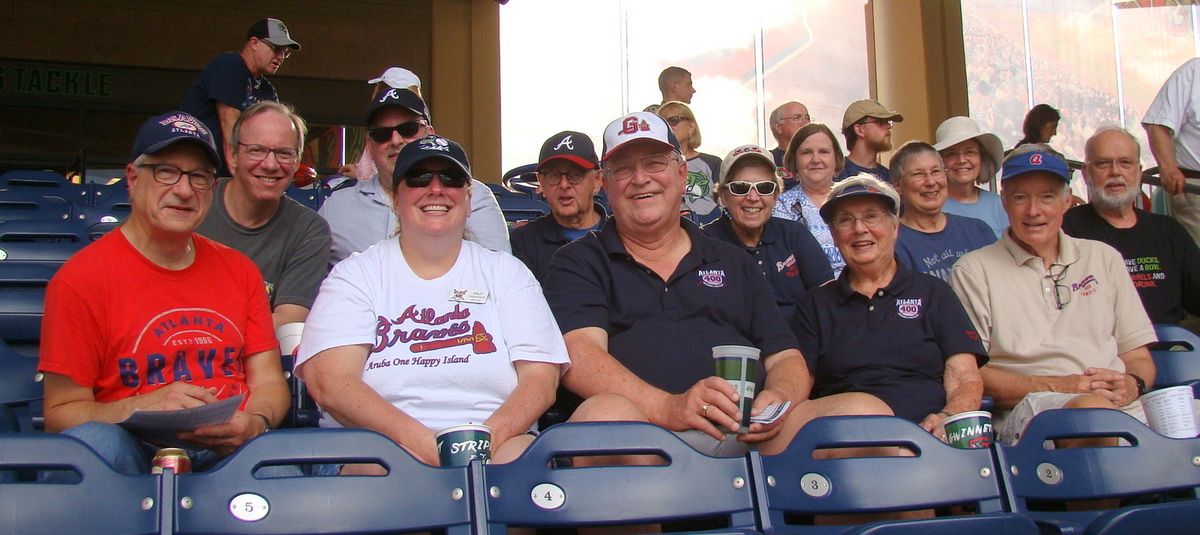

{"left": 2, "top": 410, "right": 1199, "bottom": 534}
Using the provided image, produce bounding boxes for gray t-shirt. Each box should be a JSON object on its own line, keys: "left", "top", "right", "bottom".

{"left": 198, "top": 178, "right": 332, "bottom": 310}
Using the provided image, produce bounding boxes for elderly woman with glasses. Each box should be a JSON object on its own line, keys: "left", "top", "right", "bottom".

{"left": 296, "top": 135, "right": 569, "bottom": 468}
{"left": 790, "top": 174, "right": 986, "bottom": 440}
{"left": 658, "top": 100, "right": 723, "bottom": 224}
{"left": 702, "top": 145, "right": 833, "bottom": 321}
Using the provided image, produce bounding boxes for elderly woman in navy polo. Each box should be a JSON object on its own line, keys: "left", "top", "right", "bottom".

{"left": 789, "top": 174, "right": 986, "bottom": 438}
{"left": 702, "top": 145, "right": 833, "bottom": 321}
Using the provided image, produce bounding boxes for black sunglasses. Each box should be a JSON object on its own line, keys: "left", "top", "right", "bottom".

{"left": 401, "top": 170, "right": 469, "bottom": 189}
{"left": 368, "top": 120, "right": 428, "bottom": 143}
{"left": 665, "top": 115, "right": 687, "bottom": 127}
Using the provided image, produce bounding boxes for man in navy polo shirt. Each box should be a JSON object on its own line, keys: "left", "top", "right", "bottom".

{"left": 544, "top": 111, "right": 886, "bottom": 456}
{"left": 510, "top": 131, "right": 607, "bottom": 284}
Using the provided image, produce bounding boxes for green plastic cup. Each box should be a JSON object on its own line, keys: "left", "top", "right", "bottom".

{"left": 712, "top": 345, "right": 760, "bottom": 433}
{"left": 942, "top": 411, "right": 993, "bottom": 449}
{"left": 435, "top": 424, "right": 492, "bottom": 466}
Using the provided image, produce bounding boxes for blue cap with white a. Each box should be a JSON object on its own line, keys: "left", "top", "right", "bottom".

{"left": 130, "top": 111, "right": 221, "bottom": 168}
{"left": 1002, "top": 150, "right": 1071, "bottom": 183}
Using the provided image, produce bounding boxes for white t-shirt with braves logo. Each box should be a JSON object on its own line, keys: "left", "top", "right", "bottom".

{"left": 296, "top": 239, "right": 569, "bottom": 431}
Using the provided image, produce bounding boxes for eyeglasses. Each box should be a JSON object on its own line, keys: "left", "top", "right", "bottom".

{"left": 1089, "top": 158, "right": 1138, "bottom": 171}
{"left": 665, "top": 115, "right": 688, "bottom": 127}
{"left": 137, "top": 163, "right": 217, "bottom": 191}
{"left": 780, "top": 114, "right": 811, "bottom": 123}
{"left": 942, "top": 147, "right": 980, "bottom": 160}
{"left": 603, "top": 153, "right": 677, "bottom": 181}
{"left": 726, "top": 181, "right": 777, "bottom": 196}
{"left": 539, "top": 169, "right": 591, "bottom": 186}
{"left": 368, "top": 120, "right": 429, "bottom": 143}
{"left": 269, "top": 44, "right": 292, "bottom": 58}
{"left": 1048, "top": 263, "right": 1071, "bottom": 310}
{"left": 859, "top": 118, "right": 894, "bottom": 128}
{"left": 237, "top": 143, "right": 299, "bottom": 163}
{"left": 401, "top": 170, "right": 469, "bottom": 189}
{"left": 831, "top": 210, "right": 889, "bottom": 231}
{"left": 905, "top": 168, "right": 946, "bottom": 182}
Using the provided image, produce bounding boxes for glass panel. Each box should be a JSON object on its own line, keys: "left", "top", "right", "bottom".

{"left": 963, "top": 0, "right": 1031, "bottom": 150}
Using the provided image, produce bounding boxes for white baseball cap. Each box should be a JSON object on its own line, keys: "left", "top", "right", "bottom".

{"left": 601, "top": 111, "right": 682, "bottom": 162}
{"left": 368, "top": 67, "right": 421, "bottom": 91}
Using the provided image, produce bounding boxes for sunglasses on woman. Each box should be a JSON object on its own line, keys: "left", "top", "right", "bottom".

{"left": 725, "top": 181, "right": 777, "bottom": 196}
{"left": 368, "top": 119, "right": 429, "bottom": 143}
{"left": 401, "top": 170, "right": 469, "bottom": 188}
{"left": 665, "top": 115, "right": 688, "bottom": 126}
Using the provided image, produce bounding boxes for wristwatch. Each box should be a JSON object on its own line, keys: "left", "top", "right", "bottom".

{"left": 1130, "top": 374, "right": 1148, "bottom": 397}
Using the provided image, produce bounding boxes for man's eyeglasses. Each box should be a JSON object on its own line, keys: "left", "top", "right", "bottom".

{"left": 726, "top": 181, "right": 777, "bottom": 196}
{"left": 237, "top": 143, "right": 299, "bottom": 163}
{"left": 665, "top": 115, "right": 688, "bottom": 127}
{"left": 603, "top": 153, "right": 676, "bottom": 181}
{"left": 269, "top": 44, "right": 293, "bottom": 59}
{"left": 780, "top": 114, "right": 811, "bottom": 123}
{"left": 368, "top": 120, "right": 429, "bottom": 143}
{"left": 137, "top": 163, "right": 217, "bottom": 191}
{"left": 831, "top": 210, "right": 889, "bottom": 231}
{"left": 1089, "top": 158, "right": 1138, "bottom": 171}
{"left": 401, "top": 170, "right": 469, "bottom": 189}
{"left": 539, "top": 169, "right": 591, "bottom": 186}
{"left": 859, "top": 118, "right": 894, "bottom": 128}
{"left": 1048, "top": 263, "right": 1071, "bottom": 310}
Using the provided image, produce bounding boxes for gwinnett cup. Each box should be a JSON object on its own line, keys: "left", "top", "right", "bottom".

{"left": 435, "top": 424, "right": 492, "bottom": 466}
{"left": 942, "top": 411, "right": 993, "bottom": 449}
{"left": 712, "top": 345, "right": 760, "bottom": 433}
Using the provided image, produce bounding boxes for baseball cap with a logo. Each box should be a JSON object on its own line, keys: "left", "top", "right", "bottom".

{"left": 718, "top": 144, "right": 777, "bottom": 185}
{"left": 841, "top": 99, "right": 903, "bottom": 130}
{"left": 365, "top": 88, "right": 430, "bottom": 126}
{"left": 601, "top": 111, "right": 682, "bottom": 162}
{"left": 247, "top": 18, "right": 301, "bottom": 50}
{"left": 818, "top": 173, "right": 901, "bottom": 223}
{"left": 130, "top": 111, "right": 221, "bottom": 168}
{"left": 538, "top": 131, "right": 599, "bottom": 170}
{"left": 1001, "top": 149, "right": 1071, "bottom": 183}
{"left": 392, "top": 135, "right": 472, "bottom": 189}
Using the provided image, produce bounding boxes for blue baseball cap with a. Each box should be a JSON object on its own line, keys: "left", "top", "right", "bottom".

{"left": 1001, "top": 150, "right": 1071, "bottom": 183}
{"left": 130, "top": 111, "right": 221, "bottom": 168}
{"left": 392, "top": 135, "right": 472, "bottom": 188}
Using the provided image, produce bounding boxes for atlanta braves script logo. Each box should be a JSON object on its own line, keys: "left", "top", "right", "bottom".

{"left": 553, "top": 135, "right": 575, "bottom": 151}
{"left": 1071, "top": 274, "right": 1099, "bottom": 296}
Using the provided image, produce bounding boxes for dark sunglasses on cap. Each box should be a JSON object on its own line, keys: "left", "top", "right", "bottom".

{"left": 725, "top": 180, "right": 777, "bottom": 196}
{"left": 368, "top": 119, "right": 429, "bottom": 143}
{"left": 400, "top": 170, "right": 470, "bottom": 188}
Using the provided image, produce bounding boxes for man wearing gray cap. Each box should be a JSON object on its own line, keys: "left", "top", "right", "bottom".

{"left": 38, "top": 111, "right": 289, "bottom": 474}
{"left": 838, "top": 99, "right": 903, "bottom": 182}
{"left": 181, "top": 17, "right": 301, "bottom": 175}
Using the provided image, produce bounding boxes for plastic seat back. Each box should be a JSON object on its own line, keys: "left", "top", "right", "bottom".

{"left": 173, "top": 428, "right": 475, "bottom": 534}
{"left": 997, "top": 408, "right": 1200, "bottom": 533}
{"left": 754, "top": 415, "right": 1035, "bottom": 534}
{"left": 482, "top": 421, "right": 759, "bottom": 532}
{"left": 0, "top": 220, "right": 86, "bottom": 263}
{"left": 0, "top": 433, "right": 163, "bottom": 534}
{"left": 1150, "top": 323, "right": 1200, "bottom": 387}
{"left": 0, "top": 262, "right": 58, "bottom": 344}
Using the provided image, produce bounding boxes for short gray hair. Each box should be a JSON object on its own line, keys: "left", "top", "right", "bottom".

{"left": 229, "top": 101, "right": 308, "bottom": 154}
{"left": 889, "top": 141, "right": 943, "bottom": 184}
{"left": 1085, "top": 124, "right": 1142, "bottom": 161}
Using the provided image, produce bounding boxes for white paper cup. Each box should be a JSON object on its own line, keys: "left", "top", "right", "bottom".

{"left": 276, "top": 322, "right": 305, "bottom": 357}
{"left": 1141, "top": 385, "right": 1198, "bottom": 439}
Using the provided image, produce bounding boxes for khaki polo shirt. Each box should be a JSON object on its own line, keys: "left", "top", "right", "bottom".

{"left": 949, "top": 231, "right": 1156, "bottom": 378}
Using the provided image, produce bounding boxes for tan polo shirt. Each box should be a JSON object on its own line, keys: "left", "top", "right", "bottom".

{"left": 949, "top": 230, "right": 1156, "bottom": 377}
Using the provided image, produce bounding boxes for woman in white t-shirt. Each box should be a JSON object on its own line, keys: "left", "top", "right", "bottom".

{"left": 296, "top": 135, "right": 569, "bottom": 467}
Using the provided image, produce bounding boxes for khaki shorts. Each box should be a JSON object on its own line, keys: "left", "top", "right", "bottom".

{"left": 995, "top": 392, "right": 1146, "bottom": 445}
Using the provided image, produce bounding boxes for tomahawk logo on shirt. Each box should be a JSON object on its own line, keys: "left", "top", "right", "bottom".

{"left": 116, "top": 307, "right": 246, "bottom": 398}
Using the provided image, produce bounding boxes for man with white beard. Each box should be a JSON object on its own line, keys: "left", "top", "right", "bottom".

{"left": 1062, "top": 126, "right": 1200, "bottom": 326}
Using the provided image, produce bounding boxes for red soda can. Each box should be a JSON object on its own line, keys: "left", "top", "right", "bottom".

{"left": 151, "top": 448, "right": 192, "bottom": 474}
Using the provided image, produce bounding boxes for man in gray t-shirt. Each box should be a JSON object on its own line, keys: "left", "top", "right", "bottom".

{"left": 197, "top": 101, "right": 331, "bottom": 328}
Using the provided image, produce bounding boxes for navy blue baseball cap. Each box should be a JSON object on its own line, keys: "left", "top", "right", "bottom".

{"left": 1001, "top": 150, "right": 1071, "bottom": 183}
{"left": 819, "top": 173, "right": 901, "bottom": 223}
{"left": 130, "top": 111, "right": 221, "bottom": 168}
{"left": 366, "top": 87, "right": 430, "bottom": 125}
{"left": 392, "top": 135, "right": 472, "bottom": 188}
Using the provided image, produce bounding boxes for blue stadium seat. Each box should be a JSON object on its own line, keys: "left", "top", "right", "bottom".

{"left": 77, "top": 182, "right": 132, "bottom": 224}
{"left": 752, "top": 415, "right": 1036, "bottom": 534}
{"left": 997, "top": 408, "right": 1200, "bottom": 534}
{"left": 0, "top": 191, "right": 74, "bottom": 222}
{"left": 482, "top": 421, "right": 760, "bottom": 533}
{"left": 285, "top": 184, "right": 322, "bottom": 212}
{"left": 0, "top": 220, "right": 86, "bottom": 264}
{"left": 0, "top": 262, "right": 58, "bottom": 345}
{"left": 172, "top": 428, "right": 475, "bottom": 534}
{"left": 0, "top": 339, "right": 41, "bottom": 433}
{"left": 0, "top": 433, "right": 163, "bottom": 534}
{"left": 1150, "top": 324, "right": 1200, "bottom": 387}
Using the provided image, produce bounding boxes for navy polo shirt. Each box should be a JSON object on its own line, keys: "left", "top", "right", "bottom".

{"left": 545, "top": 218, "right": 799, "bottom": 395}
{"left": 510, "top": 202, "right": 607, "bottom": 285}
{"left": 791, "top": 261, "right": 986, "bottom": 422}
{"left": 702, "top": 215, "right": 834, "bottom": 322}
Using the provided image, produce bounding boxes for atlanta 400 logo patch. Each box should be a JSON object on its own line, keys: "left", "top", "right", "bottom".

{"left": 896, "top": 298, "right": 923, "bottom": 319}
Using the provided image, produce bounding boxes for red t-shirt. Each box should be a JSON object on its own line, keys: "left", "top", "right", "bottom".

{"left": 39, "top": 230, "right": 278, "bottom": 406}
